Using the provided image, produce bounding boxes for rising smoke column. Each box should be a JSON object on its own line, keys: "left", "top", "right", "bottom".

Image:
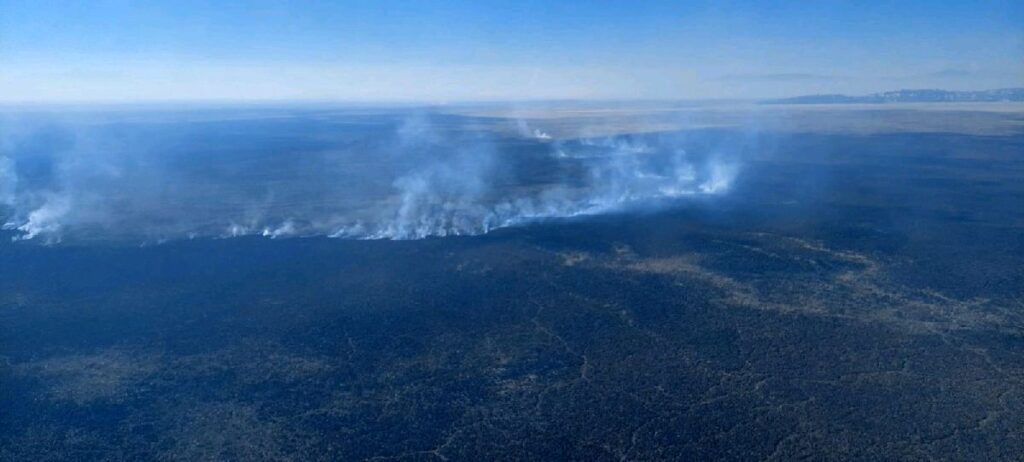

{"left": 1, "top": 111, "right": 740, "bottom": 243}
{"left": 0, "top": 155, "right": 14, "bottom": 208}
{"left": 335, "top": 130, "right": 739, "bottom": 240}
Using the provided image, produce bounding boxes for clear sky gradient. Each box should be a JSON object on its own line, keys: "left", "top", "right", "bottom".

{"left": 1, "top": 0, "right": 1021, "bottom": 102}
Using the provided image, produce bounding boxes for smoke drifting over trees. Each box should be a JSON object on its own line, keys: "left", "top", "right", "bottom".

{"left": 0, "top": 108, "right": 740, "bottom": 244}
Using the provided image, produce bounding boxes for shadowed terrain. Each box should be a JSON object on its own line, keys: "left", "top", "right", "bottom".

{"left": 2, "top": 104, "right": 1023, "bottom": 460}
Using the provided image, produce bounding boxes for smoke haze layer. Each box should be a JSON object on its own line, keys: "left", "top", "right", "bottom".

{"left": 0, "top": 108, "right": 741, "bottom": 243}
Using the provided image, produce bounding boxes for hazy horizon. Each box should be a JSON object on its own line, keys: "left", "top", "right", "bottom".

{"left": 3, "top": 3, "right": 1024, "bottom": 460}
{"left": 2, "top": 0, "right": 1021, "bottom": 103}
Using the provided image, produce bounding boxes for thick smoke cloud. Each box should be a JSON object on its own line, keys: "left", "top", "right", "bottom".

{"left": 0, "top": 109, "right": 740, "bottom": 244}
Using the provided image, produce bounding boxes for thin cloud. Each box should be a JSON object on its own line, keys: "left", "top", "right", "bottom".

{"left": 718, "top": 73, "right": 838, "bottom": 83}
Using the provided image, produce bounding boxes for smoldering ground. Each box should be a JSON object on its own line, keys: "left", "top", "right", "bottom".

{"left": 0, "top": 107, "right": 743, "bottom": 244}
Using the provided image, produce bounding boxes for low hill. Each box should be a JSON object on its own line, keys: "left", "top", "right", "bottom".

{"left": 764, "top": 88, "right": 1024, "bottom": 104}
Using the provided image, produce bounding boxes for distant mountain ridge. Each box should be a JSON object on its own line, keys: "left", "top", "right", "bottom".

{"left": 764, "top": 88, "right": 1024, "bottom": 104}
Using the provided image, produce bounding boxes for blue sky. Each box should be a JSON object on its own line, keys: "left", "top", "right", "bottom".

{"left": 1, "top": 0, "right": 1021, "bottom": 102}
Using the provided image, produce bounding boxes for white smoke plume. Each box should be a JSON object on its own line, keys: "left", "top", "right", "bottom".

{"left": 0, "top": 109, "right": 741, "bottom": 244}
{"left": 0, "top": 155, "right": 15, "bottom": 207}
{"left": 515, "top": 118, "right": 553, "bottom": 141}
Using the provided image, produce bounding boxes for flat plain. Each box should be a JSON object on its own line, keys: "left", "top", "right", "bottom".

{"left": 2, "top": 103, "right": 1023, "bottom": 460}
